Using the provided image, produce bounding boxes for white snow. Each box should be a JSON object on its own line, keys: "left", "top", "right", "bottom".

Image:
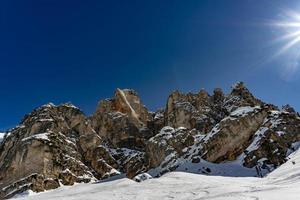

{"left": 109, "top": 147, "right": 143, "bottom": 164}
{"left": 21, "top": 133, "right": 50, "bottom": 142}
{"left": 202, "top": 125, "right": 220, "bottom": 143}
{"left": 37, "top": 119, "right": 54, "bottom": 122}
{"left": 148, "top": 126, "right": 188, "bottom": 146}
{"left": 13, "top": 149, "right": 300, "bottom": 200}
{"left": 0, "top": 132, "right": 5, "bottom": 143}
{"left": 150, "top": 126, "right": 175, "bottom": 142}
{"left": 154, "top": 112, "right": 164, "bottom": 120}
{"left": 61, "top": 103, "right": 79, "bottom": 109}
{"left": 230, "top": 106, "right": 260, "bottom": 117}
{"left": 268, "top": 110, "right": 283, "bottom": 128}
{"left": 42, "top": 103, "right": 55, "bottom": 108}
{"left": 133, "top": 173, "right": 153, "bottom": 182}
{"left": 245, "top": 127, "right": 269, "bottom": 152}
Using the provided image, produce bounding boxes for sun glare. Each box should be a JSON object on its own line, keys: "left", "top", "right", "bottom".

{"left": 272, "top": 10, "right": 300, "bottom": 56}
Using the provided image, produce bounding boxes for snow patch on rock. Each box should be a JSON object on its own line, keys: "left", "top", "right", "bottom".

{"left": 22, "top": 133, "right": 50, "bottom": 142}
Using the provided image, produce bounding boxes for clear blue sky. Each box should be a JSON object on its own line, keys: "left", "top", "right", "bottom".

{"left": 1, "top": 0, "right": 300, "bottom": 130}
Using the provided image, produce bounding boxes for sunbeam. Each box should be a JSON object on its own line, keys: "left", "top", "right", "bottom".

{"left": 272, "top": 9, "right": 300, "bottom": 56}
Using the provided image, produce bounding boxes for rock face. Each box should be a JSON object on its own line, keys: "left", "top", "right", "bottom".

{"left": 202, "top": 106, "right": 268, "bottom": 163}
{"left": 146, "top": 126, "right": 194, "bottom": 168}
{"left": 1, "top": 83, "right": 300, "bottom": 198}
{"left": 0, "top": 104, "right": 97, "bottom": 198}
{"left": 91, "top": 89, "right": 153, "bottom": 149}
{"left": 243, "top": 109, "right": 300, "bottom": 169}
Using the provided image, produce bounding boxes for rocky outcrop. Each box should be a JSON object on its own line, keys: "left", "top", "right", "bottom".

{"left": 243, "top": 109, "right": 300, "bottom": 169}
{"left": 223, "top": 82, "right": 264, "bottom": 112}
{"left": 201, "top": 106, "right": 268, "bottom": 162}
{"left": 91, "top": 89, "right": 153, "bottom": 149}
{"left": 0, "top": 104, "right": 97, "bottom": 198}
{"left": 1, "top": 83, "right": 300, "bottom": 198}
{"left": 146, "top": 126, "right": 194, "bottom": 168}
{"left": 164, "top": 88, "right": 227, "bottom": 133}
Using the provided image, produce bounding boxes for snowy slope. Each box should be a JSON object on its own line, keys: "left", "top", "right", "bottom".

{"left": 0, "top": 132, "right": 5, "bottom": 143}
{"left": 13, "top": 149, "right": 300, "bottom": 200}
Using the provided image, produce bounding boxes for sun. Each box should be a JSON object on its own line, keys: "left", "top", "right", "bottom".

{"left": 272, "top": 9, "right": 300, "bottom": 56}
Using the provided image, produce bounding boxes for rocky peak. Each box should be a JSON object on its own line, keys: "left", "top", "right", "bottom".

{"left": 230, "top": 82, "right": 261, "bottom": 105}
{"left": 114, "top": 88, "right": 152, "bottom": 127}
{"left": 95, "top": 89, "right": 152, "bottom": 127}
{"left": 212, "top": 88, "right": 224, "bottom": 104}
{"left": 195, "top": 89, "right": 211, "bottom": 109}
{"left": 198, "top": 89, "right": 210, "bottom": 100}
{"left": 224, "top": 82, "right": 264, "bottom": 112}
{"left": 282, "top": 104, "right": 296, "bottom": 114}
{"left": 91, "top": 89, "right": 153, "bottom": 149}
{"left": 165, "top": 88, "right": 226, "bottom": 132}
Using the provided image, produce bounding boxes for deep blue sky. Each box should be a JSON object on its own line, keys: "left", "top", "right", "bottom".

{"left": 1, "top": 0, "right": 300, "bottom": 130}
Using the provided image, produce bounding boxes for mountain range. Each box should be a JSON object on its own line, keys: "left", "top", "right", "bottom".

{"left": 1, "top": 82, "right": 300, "bottom": 199}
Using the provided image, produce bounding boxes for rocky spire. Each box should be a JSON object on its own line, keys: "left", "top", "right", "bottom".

{"left": 91, "top": 89, "right": 153, "bottom": 149}
{"left": 114, "top": 88, "right": 152, "bottom": 127}
{"left": 212, "top": 88, "right": 224, "bottom": 104}
{"left": 223, "top": 81, "right": 264, "bottom": 112}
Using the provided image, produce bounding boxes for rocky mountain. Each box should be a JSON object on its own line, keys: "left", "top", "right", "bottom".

{"left": 1, "top": 82, "right": 300, "bottom": 199}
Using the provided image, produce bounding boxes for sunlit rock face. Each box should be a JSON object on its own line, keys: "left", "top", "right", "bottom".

{"left": 143, "top": 83, "right": 300, "bottom": 178}
{"left": 163, "top": 82, "right": 263, "bottom": 133}
{"left": 1, "top": 83, "right": 300, "bottom": 198}
{"left": 243, "top": 109, "right": 300, "bottom": 168}
{"left": 91, "top": 88, "right": 153, "bottom": 149}
{"left": 0, "top": 104, "right": 97, "bottom": 199}
{"left": 201, "top": 106, "right": 268, "bottom": 163}
{"left": 164, "top": 89, "right": 226, "bottom": 133}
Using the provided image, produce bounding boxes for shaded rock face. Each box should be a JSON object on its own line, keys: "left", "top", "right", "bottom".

{"left": 1, "top": 83, "right": 300, "bottom": 198}
{"left": 146, "top": 127, "right": 194, "bottom": 168}
{"left": 147, "top": 109, "right": 165, "bottom": 136}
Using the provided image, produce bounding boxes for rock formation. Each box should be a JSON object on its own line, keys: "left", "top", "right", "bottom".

{"left": 0, "top": 83, "right": 300, "bottom": 198}
{"left": 91, "top": 88, "right": 153, "bottom": 149}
